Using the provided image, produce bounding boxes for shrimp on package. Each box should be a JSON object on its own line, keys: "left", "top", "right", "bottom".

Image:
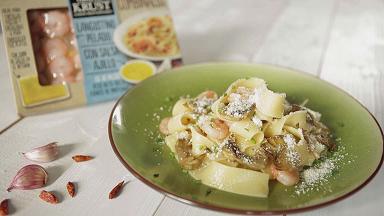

{"left": 0, "top": 0, "right": 182, "bottom": 115}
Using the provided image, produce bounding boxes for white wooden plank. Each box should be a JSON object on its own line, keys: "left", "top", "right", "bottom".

{"left": 0, "top": 102, "right": 164, "bottom": 215}
{"left": 168, "top": 0, "right": 287, "bottom": 64}
{"left": 252, "top": 0, "right": 337, "bottom": 75}
{"left": 318, "top": 0, "right": 384, "bottom": 119}
{"left": 295, "top": 0, "right": 384, "bottom": 215}
{"left": 0, "top": 33, "right": 20, "bottom": 132}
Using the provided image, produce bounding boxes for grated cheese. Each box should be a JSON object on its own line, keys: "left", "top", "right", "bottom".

{"left": 302, "top": 160, "right": 335, "bottom": 185}
{"left": 193, "top": 97, "right": 215, "bottom": 114}
{"left": 247, "top": 85, "right": 267, "bottom": 106}
{"left": 283, "top": 134, "right": 300, "bottom": 166}
{"left": 295, "top": 159, "right": 335, "bottom": 195}
{"left": 251, "top": 116, "right": 263, "bottom": 128}
{"left": 197, "top": 115, "right": 210, "bottom": 127}
{"left": 283, "top": 134, "right": 296, "bottom": 149}
{"left": 223, "top": 93, "right": 253, "bottom": 118}
{"left": 177, "top": 131, "right": 189, "bottom": 140}
{"left": 294, "top": 144, "right": 352, "bottom": 195}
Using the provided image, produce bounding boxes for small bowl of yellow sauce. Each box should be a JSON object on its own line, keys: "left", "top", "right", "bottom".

{"left": 119, "top": 60, "right": 157, "bottom": 84}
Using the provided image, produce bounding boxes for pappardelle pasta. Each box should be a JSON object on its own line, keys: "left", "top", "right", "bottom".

{"left": 159, "top": 78, "right": 334, "bottom": 198}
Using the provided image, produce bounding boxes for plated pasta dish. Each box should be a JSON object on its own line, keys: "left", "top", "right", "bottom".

{"left": 124, "top": 15, "right": 180, "bottom": 57}
{"left": 159, "top": 78, "right": 334, "bottom": 198}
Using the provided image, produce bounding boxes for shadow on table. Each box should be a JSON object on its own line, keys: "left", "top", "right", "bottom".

{"left": 59, "top": 143, "right": 77, "bottom": 158}
{"left": 44, "top": 143, "right": 79, "bottom": 185}
{"left": 46, "top": 165, "right": 66, "bottom": 186}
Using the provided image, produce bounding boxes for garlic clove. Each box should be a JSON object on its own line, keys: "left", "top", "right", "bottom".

{"left": 7, "top": 164, "right": 48, "bottom": 192}
{"left": 23, "top": 142, "right": 59, "bottom": 163}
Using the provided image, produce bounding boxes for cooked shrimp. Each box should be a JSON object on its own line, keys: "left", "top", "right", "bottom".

{"left": 197, "top": 90, "right": 218, "bottom": 100}
{"left": 48, "top": 56, "right": 75, "bottom": 83}
{"left": 43, "top": 38, "right": 68, "bottom": 62}
{"left": 147, "top": 17, "right": 163, "bottom": 28}
{"left": 200, "top": 118, "right": 229, "bottom": 140}
{"left": 131, "top": 38, "right": 155, "bottom": 53}
{"left": 188, "top": 90, "right": 218, "bottom": 114}
{"left": 127, "top": 28, "right": 137, "bottom": 37}
{"left": 276, "top": 169, "right": 300, "bottom": 186}
{"left": 266, "top": 163, "right": 300, "bottom": 186}
{"left": 53, "top": 73, "right": 76, "bottom": 84}
{"left": 264, "top": 163, "right": 278, "bottom": 179}
{"left": 159, "top": 117, "right": 171, "bottom": 135}
{"left": 43, "top": 10, "right": 70, "bottom": 38}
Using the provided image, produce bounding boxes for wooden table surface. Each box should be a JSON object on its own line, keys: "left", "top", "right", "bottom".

{"left": 0, "top": 0, "right": 383, "bottom": 215}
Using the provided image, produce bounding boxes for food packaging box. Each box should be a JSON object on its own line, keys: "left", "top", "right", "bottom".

{"left": 0, "top": 0, "right": 182, "bottom": 116}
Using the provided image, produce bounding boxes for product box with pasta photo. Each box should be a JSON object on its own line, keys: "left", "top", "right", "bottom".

{"left": 0, "top": 0, "right": 182, "bottom": 116}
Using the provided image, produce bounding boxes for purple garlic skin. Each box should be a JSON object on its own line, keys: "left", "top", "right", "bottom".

{"left": 7, "top": 164, "right": 48, "bottom": 192}
{"left": 23, "top": 142, "right": 59, "bottom": 163}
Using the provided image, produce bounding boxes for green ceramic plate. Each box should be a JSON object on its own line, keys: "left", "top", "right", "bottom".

{"left": 108, "top": 63, "right": 383, "bottom": 214}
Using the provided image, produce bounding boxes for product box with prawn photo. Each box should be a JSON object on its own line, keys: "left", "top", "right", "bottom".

{"left": 0, "top": 0, "right": 183, "bottom": 116}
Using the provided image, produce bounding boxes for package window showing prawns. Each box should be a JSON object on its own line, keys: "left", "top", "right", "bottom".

{"left": 0, "top": 0, "right": 182, "bottom": 116}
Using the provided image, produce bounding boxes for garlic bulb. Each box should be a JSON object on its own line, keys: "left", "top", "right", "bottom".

{"left": 23, "top": 142, "right": 59, "bottom": 163}
{"left": 7, "top": 164, "right": 48, "bottom": 191}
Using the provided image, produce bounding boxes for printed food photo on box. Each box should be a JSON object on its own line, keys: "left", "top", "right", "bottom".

{"left": 0, "top": 0, "right": 182, "bottom": 116}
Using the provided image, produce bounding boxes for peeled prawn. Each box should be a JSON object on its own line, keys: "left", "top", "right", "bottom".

{"left": 147, "top": 17, "right": 163, "bottom": 28}
{"left": 53, "top": 73, "right": 76, "bottom": 84}
{"left": 131, "top": 38, "right": 155, "bottom": 53}
{"left": 159, "top": 117, "right": 171, "bottom": 135}
{"left": 200, "top": 118, "right": 229, "bottom": 140}
{"left": 188, "top": 90, "right": 218, "bottom": 114}
{"left": 43, "top": 10, "right": 70, "bottom": 38}
{"left": 267, "top": 163, "right": 300, "bottom": 186}
{"left": 276, "top": 170, "right": 299, "bottom": 186}
{"left": 28, "top": 9, "right": 82, "bottom": 85}
{"left": 48, "top": 56, "right": 75, "bottom": 83}
{"left": 43, "top": 38, "right": 68, "bottom": 62}
{"left": 197, "top": 90, "right": 218, "bottom": 100}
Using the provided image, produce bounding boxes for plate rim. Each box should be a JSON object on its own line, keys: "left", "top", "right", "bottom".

{"left": 108, "top": 62, "right": 384, "bottom": 215}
